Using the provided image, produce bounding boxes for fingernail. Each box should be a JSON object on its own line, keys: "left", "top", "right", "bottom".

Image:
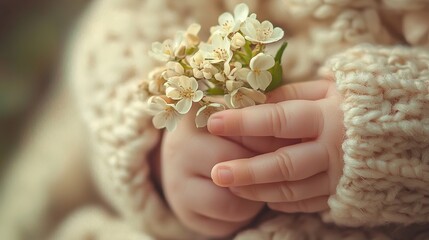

{"left": 216, "top": 166, "right": 234, "bottom": 186}
{"left": 208, "top": 116, "right": 224, "bottom": 134}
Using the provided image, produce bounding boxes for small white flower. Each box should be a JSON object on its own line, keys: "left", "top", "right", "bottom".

{"left": 195, "top": 103, "right": 226, "bottom": 128}
{"left": 247, "top": 53, "right": 275, "bottom": 90}
{"left": 225, "top": 87, "right": 266, "bottom": 108}
{"left": 149, "top": 33, "right": 185, "bottom": 62}
{"left": 212, "top": 3, "right": 249, "bottom": 37}
{"left": 199, "top": 34, "right": 232, "bottom": 64}
{"left": 241, "top": 15, "right": 284, "bottom": 44}
{"left": 147, "top": 96, "right": 181, "bottom": 131}
{"left": 165, "top": 76, "right": 204, "bottom": 114}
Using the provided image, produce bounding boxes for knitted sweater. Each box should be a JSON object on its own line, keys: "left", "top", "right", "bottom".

{"left": 1, "top": 0, "right": 428, "bottom": 239}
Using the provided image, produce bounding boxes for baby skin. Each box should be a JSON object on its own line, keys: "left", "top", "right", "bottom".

{"left": 159, "top": 79, "right": 345, "bottom": 237}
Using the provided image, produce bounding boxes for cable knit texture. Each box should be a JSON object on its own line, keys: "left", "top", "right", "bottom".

{"left": 321, "top": 45, "right": 429, "bottom": 226}
{"left": 1, "top": 0, "right": 429, "bottom": 240}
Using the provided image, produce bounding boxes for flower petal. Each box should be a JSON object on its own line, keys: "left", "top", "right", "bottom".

{"left": 179, "top": 76, "right": 192, "bottom": 89}
{"left": 240, "top": 88, "right": 267, "bottom": 104}
{"left": 261, "top": 20, "right": 274, "bottom": 33}
{"left": 165, "top": 116, "right": 178, "bottom": 131}
{"left": 187, "top": 23, "right": 201, "bottom": 36}
{"left": 246, "top": 72, "right": 259, "bottom": 90}
{"left": 234, "top": 3, "right": 249, "bottom": 23}
{"left": 236, "top": 68, "right": 251, "bottom": 81}
{"left": 224, "top": 93, "right": 234, "bottom": 109}
{"left": 166, "top": 88, "right": 181, "bottom": 100}
{"left": 236, "top": 94, "right": 255, "bottom": 108}
{"left": 175, "top": 98, "right": 192, "bottom": 114}
{"left": 153, "top": 112, "right": 168, "bottom": 129}
{"left": 250, "top": 53, "right": 275, "bottom": 71}
{"left": 241, "top": 17, "right": 258, "bottom": 37}
{"left": 226, "top": 80, "right": 244, "bottom": 92}
{"left": 219, "top": 12, "right": 234, "bottom": 26}
{"left": 190, "top": 77, "right": 199, "bottom": 91}
{"left": 258, "top": 71, "right": 273, "bottom": 91}
{"left": 193, "top": 90, "right": 204, "bottom": 102}
{"left": 195, "top": 106, "right": 209, "bottom": 128}
{"left": 147, "top": 96, "right": 167, "bottom": 113}
{"left": 272, "top": 27, "right": 284, "bottom": 40}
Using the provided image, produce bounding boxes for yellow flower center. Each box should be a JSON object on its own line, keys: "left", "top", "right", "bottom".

{"left": 181, "top": 87, "right": 195, "bottom": 99}
{"left": 213, "top": 48, "right": 228, "bottom": 60}
{"left": 257, "top": 27, "right": 273, "bottom": 40}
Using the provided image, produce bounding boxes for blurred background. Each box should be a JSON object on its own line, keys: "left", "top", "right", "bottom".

{"left": 0, "top": 0, "right": 89, "bottom": 178}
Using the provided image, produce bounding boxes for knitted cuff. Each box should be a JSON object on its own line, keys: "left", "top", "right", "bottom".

{"left": 320, "top": 44, "right": 429, "bottom": 226}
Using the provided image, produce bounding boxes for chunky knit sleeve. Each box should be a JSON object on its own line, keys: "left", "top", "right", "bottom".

{"left": 319, "top": 44, "right": 429, "bottom": 226}
{"left": 66, "top": 0, "right": 223, "bottom": 239}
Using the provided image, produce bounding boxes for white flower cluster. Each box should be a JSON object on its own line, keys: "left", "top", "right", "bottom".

{"left": 140, "top": 3, "right": 287, "bottom": 131}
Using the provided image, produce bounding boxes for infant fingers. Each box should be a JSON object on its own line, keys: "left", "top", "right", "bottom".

{"left": 182, "top": 177, "right": 264, "bottom": 223}
{"left": 268, "top": 196, "right": 329, "bottom": 213}
{"left": 211, "top": 141, "right": 329, "bottom": 187}
{"left": 229, "top": 173, "right": 329, "bottom": 203}
{"left": 226, "top": 136, "right": 300, "bottom": 154}
{"left": 266, "top": 80, "right": 332, "bottom": 103}
{"left": 208, "top": 100, "right": 323, "bottom": 139}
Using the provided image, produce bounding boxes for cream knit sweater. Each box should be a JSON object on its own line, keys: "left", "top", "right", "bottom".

{"left": 1, "top": 0, "right": 428, "bottom": 239}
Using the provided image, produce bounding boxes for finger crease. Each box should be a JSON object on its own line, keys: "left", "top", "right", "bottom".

{"left": 246, "top": 163, "right": 257, "bottom": 185}
{"left": 275, "top": 150, "right": 294, "bottom": 180}
{"left": 271, "top": 104, "right": 288, "bottom": 138}
{"left": 279, "top": 184, "right": 294, "bottom": 201}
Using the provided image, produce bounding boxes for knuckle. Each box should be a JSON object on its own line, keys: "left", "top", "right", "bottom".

{"left": 269, "top": 104, "right": 288, "bottom": 137}
{"left": 275, "top": 149, "right": 295, "bottom": 180}
{"left": 237, "top": 110, "right": 247, "bottom": 134}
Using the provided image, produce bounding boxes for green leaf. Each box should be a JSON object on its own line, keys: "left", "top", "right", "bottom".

{"left": 275, "top": 41, "right": 288, "bottom": 63}
{"left": 266, "top": 42, "right": 288, "bottom": 92}
{"left": 206, "top": 88, "right": 225, "bottom": 95}
{"left": 266, "top": 62, "right": 283, "bottom": 92}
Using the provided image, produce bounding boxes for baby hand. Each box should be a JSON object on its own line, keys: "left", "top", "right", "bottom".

{"left": 208, "top": 80, "right": 344, "bottom": 213}
{"left": 161, "top": 108, "right": 264, "bottom": 238}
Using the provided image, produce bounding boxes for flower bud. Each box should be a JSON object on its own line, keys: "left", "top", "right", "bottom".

{"left": 231, "top": 32, "right": 245, "bottom": 49}
{"left": 193, "top": 69, "right": 204, "bottom": 79}
{"left": 215, "top": 73, "right": 226, "bottom": 82}
{"left": 174, "top": 44, "right": 187, "bottom": 59}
